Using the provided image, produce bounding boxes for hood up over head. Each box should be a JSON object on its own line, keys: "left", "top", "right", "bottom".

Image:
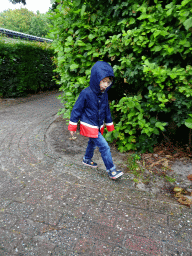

{"left": 89, "top": 61, "right": 114, "bottom": 95}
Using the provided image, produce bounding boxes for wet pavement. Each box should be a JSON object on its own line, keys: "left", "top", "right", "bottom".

{"left": 0, "top": 91, "right": 192, "bottom": 255}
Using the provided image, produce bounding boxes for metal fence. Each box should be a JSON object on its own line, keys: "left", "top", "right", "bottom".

{"left": 0, "top": 27, "right": 53, "bottom": 43}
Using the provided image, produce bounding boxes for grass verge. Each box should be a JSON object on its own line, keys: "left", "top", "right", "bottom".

{"left": 127, "top": 153, "right": 176, "bottom": 185}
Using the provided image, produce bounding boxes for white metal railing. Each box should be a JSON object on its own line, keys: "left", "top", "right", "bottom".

{"left": 0, "top": 27, "right": 53, "bottom": 43}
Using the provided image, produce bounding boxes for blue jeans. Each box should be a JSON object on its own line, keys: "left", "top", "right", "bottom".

{"left": 84, "top": 132, "right": 116, "bottom": 172}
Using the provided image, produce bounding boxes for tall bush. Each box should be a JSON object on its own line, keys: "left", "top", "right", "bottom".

{"left": 50, "top": 0, "right": 192, "bottom": 153}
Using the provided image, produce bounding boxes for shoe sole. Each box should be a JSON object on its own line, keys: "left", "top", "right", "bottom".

{"left": 82, "top": 162, "right": 98, "bottom": 168}
{"left": 109, "top": 172, "right": 123, "bottom": 180}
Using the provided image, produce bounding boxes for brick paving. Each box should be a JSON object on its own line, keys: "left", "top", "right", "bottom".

{"left": 0, "top": 91, "right": 192, "bottom": 255}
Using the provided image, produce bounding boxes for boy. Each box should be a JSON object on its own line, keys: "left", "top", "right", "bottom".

{"left": 68, "top": 61, "right": 123, "bottom": 180}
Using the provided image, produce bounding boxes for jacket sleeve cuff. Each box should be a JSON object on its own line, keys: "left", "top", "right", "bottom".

{"left": 68, "top": 121, "right": 77, "bottom": 131}
{"left": 105, "top": 122, "right": 115, "bottom": 132}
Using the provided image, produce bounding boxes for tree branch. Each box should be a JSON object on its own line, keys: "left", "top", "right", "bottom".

{"left": 9, "top": 0, "right": 26, "bottom": 5}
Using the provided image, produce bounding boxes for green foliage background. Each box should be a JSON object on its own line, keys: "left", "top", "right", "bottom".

{"left": 28, "top": 11, "right": 52, "bottom": 38}
{"left": 49, "top": 0, "right": 192, "bottom": 153}
{"left": 0, "top": 8, "right": 35, "bottom": 34}
{"left": 0, "top": 8, "right": 52, "bottom": 38}
{"left": 0, "top": 36, "right": 59, "bottom": 98}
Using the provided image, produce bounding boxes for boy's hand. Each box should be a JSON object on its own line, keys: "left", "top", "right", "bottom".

{"left": 69, "top": 131, "right": 77, "bottom": 140}
{"left": 70, "top": 131, "right": 76, "bottom": 136}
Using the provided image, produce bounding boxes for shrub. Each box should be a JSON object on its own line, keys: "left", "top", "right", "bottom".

{"left": 49, "top": 0, "right": 192, "bottom": 152}
{"left": 0, "top": 35, "right": 59, "bottom": 98}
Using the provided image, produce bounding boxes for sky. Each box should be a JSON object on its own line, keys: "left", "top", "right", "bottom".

{"left": 1, "top": 0, "right": 53, "bottom": 14}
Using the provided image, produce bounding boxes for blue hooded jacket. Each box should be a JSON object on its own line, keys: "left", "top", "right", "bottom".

{"left": 68, "top": 61, "right": 115, "bottom": 138}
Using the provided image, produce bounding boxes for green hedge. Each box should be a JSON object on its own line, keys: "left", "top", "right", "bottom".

{"left": 50, "top": 0, "right": 192, "bottom": 153}
{"left": 0, "top": 36, "right": 59, "bottom": 98}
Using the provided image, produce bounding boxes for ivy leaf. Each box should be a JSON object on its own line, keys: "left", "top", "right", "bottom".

{"left": 154, "top": 30, "right": 161, "bottom": 38}
{"left": 150, "top": 117, "right": 156, "bottom": 124}
{"left": 181, "top": 0, "right": 191, "bottom": 6}
{"left": 169, "top": 73, "right": 177, "bottom": 79}
{"left": 138, "top": 120, "right": 146, "bottom": 128}
{"left": 113, "top": 130, "right": 119, "bottom": 139}
{"left": 151, "top": 46, "right": 162, "bottom": 52}
{"left": 166, "top": 8, "right": 173, "bottom": 16}
{"left": 179, "top": 39, "right": 186, "bottom": 45}
{"left": 127, "top": 101, "right": 135, "bottom": 108}
{"left": 153, "top": 128, "right": 160, "bottom": 135}
{"left": 105, "top": 132, "right": 112, "bottom": 141}
{"left": 119, "top": 146, "right": 125, "bottom": 153}
{"left": 185, "top": 118, "right": 192, "bottom": 129}
{"left": 74, "top": 0, "right": 81, "bottom": 6}
{"left": 137, "top": 13, "right": 149, "bottom": 20}
{"left": 138, "top": 113, "right": 143, "bottom": 120}
{"left": 129, "top": 18, "right": 135, "bottom": 24}
{"left": 165, "top": 3, "right": 174, "bottom": 8}
{"left": 155, "top": 122, "right": 166, "bottom": 131}
{"left": 78, "top": 77, "right": 86, "bottom": 84}
{"left": 77, "top": 40, "right": 86, "bottom": 46}
{"left": 64, "top": 48, "right": 72, "bottom": 53}
{"left": 126, "top": 143, "right": 133, "bottom": 150}
{"left": 70, "top": 63, "right": 79, "bottom": 70}
{"left": 66, "top": 36, "right": 73, "bottom": 42}
{"left": 93, "top": 52, "right": 100, "bottom": 57}
{"left": 91, "top": 14, "right": 96, "bottom": 23}
{"left": 148, "top": 42, "right": 155, "bottom": 48}
{"left": 81, "top": 5, "right": 86, "bottom": 17}
{"left": 88, "top": 34, "right": 96, "bottom": 41}
{"left": 65, "top": 92, "right": 73, "bottom": 97}
{"left": 167, "top": 48, "right": 174, "bottom": 54}
{"left": 183, "top": 17, "right": 192, "bottom": 30}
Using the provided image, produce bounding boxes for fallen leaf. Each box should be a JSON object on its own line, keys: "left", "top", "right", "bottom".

{"left": 149, "top": 159, "right": 164, "bottom": 168}
{"left": 187, "top": 174, "right": 192, "bottom": 181}
{"left": 178, "top": 197, "right": 192, "bottom": 208}
{"left": 182, "top": 189, "right": 191, "bottom": 195}
{"left": 143, "top": 153, "right": 152, "bottom": 158}
{"left": 173, "top": 187, "right": 183, "bottom": 193}
{"left": 162, "top": 160, "right": 169, "bottom": 167}
{"left": 173, "top": 187, "right": 191, "bottom": 195}
{"left": 174, "top": 192, "right": 183, "bottom": 198}
{"left": 12, "top": 230, "right": 21, "bottom": 234}
{"left": 69, "top": 136, "right": 77, "bottom": 140}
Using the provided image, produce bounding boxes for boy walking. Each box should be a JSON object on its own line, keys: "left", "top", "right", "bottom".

{"left": 68, "top": 61, "right": 123, "bottom": 180}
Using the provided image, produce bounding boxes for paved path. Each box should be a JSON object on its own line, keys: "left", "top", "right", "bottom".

{"left": 0, "top": 92, "right": 191, "bottom": 255}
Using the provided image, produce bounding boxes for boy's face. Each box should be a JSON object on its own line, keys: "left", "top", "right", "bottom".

{"left": 99, "top": 77, "right": 113, "bottom": 92}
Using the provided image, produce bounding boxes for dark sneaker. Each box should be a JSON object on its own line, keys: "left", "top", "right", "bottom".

{"left": 108, "top": 169, "right": 123, "bottom": 180}
{"left": 82, "top": 158, "right": 97, "bottom": 168}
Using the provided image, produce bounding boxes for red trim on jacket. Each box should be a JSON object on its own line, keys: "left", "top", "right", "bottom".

{"left": 80, "top": 123, "right": 99, "bottom": 138}
{"left": 106, "top": 123, "right": 115, "bottom": 132}
{"left": 68, "top": 123, "right": 77, "bottom": 131}
{"left": 100, "top": 125, "right": 104, "bottom": 135}
{"left": 68, "top": 121, "right": 114, "bottom": 138}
